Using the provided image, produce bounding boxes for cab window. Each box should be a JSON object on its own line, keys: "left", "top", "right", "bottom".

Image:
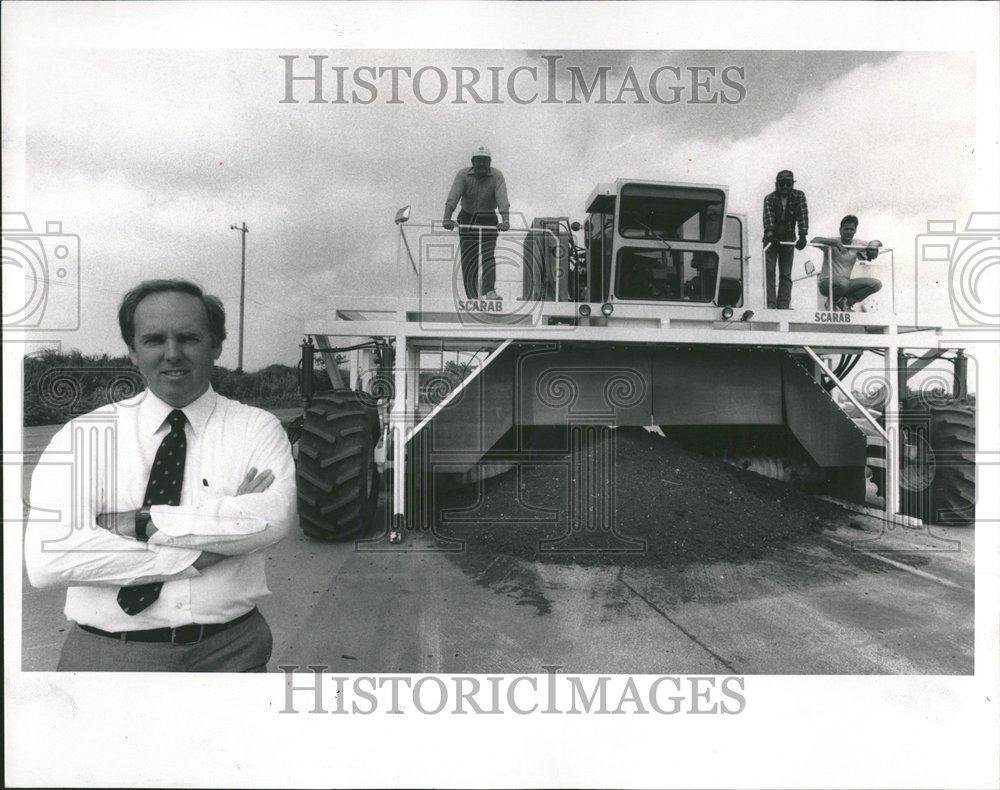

{"left": 618, "top": 185, "right": 725, "bottom": 243}
{"left": 615, "top": 248, "right": 719, "bottom": 302}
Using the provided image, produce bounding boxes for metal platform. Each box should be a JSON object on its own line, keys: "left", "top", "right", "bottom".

{"left": 309, "top": 296, "right": 945, "bottom": 352}
{"left": 298, "top": 200, "right": 960, "bottom": 541}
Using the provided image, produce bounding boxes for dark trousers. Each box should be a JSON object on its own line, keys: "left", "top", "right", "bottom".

{"left": 765, "top": 242, "right": 795, "bottom": 309}
{"left": 55, "top": 608, "right": 273, "bottom": 672}
{"left": 458, "top": 211, "right": 498, "bottom": 298}
{"left": 819, "top": 277, "right": 882, "bottom": 308}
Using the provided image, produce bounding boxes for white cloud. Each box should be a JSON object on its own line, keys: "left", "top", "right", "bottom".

{"left": 19, "top": 49, "right": 976, "bottom": 367}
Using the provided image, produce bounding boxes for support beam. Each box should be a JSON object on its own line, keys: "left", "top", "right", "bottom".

{"left": 953, "top": 349, "right": 968, "bottom": 399}
{"left": 407, "top": 339, "right": 513, "bottom": 443}
{"left": 904, "top": 348, "right": 948, "bottom": 378}
{"left": 883, "top": 343, "right": 901, "bottom": 519}
{"left": 313, "top": 335, "right": 348, "bottom": 389}
{"left": 897, "top": 349, "right": 908, "bottom": 406}
{"left": 389, "top": 333, "right": 408, "bottom": 542}
{"left": 802, "top": 346, "right": 887, "bottom": 441}
{"left": 304, "top": 318, "right": 945, "bottom": 351}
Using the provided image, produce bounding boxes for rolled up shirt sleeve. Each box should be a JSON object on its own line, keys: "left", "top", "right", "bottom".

{"left": 148, "top": 413, "right": 296, "bottom": 555}
{"left": 24, "top": 423, "right": 201, "bottom": 590}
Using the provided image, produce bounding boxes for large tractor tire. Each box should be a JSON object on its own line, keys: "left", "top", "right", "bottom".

{"left": 296, "top": 390, "right": 380, "bottom": 541}
{"left": 901, "top": 399, "right": 976, "bottom": 527}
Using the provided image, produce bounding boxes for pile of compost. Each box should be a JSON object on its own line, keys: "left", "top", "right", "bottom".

{"left": 432, "top": 426, "right": 850, "bottom": 569}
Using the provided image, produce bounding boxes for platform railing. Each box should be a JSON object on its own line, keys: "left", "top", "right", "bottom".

{"left": 765, "top": 239, "right": 896, "bottom": 316}
{"left": 396, "top": 220, "right": 566, "bottom": 307}
{"left": 809, "top": 242, "right": 895, "bottom": 315}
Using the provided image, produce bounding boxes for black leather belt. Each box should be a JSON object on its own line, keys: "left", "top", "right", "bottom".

{"left": 79, "top": 608, "right": 256, "bottom": 645}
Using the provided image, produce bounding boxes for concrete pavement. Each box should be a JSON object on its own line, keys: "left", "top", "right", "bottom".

{"left": 18, "top": 420, "right": 975, "bottom": 674}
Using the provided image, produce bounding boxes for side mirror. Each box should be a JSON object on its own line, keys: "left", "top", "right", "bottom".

{"left": 803, "top": 260, "right": 816, "bottom": 276}
{"left": 394, "top": 205, "right": 411, "bottom": 225}
{"left": 570, "top": 221, "right": 582, "bottom": 232}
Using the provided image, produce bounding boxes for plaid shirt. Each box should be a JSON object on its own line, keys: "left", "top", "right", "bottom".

{"left": 762, "top": 189, "right": 809, "bottom": 240}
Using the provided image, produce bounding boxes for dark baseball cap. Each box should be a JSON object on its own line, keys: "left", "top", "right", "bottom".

{"left": 776, "top": 170, "right": 795, "bottom": 182}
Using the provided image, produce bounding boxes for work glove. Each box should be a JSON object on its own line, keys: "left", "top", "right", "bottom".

{"left": 498, "top": 221, "right": 510, "bottom": 232}
{"left": 442, "top": 219, "right": 456, "bottom": 231}
{"left": 795, "top": 235, "right": 808, "bottom": 251}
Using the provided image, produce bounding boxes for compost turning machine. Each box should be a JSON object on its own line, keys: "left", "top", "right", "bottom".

{"left": 291, "top": 179, "right": 976, "bottom": 543}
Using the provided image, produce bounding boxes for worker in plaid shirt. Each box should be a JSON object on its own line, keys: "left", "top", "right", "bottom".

{"left": 762, "top": 169, "right": 809, "bottom": 309}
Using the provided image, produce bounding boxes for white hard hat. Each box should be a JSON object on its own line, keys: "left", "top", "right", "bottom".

{"left": 471, "top": 145, "right": 492, "bottom": 160}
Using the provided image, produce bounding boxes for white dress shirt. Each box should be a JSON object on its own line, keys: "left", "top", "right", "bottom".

{"left": 24, "top": 386, "right": 296, "bottom": 630}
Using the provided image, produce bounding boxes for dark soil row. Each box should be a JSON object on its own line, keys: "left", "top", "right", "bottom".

{"left": 432, "top": 426, "right": 850, "bottom": 569}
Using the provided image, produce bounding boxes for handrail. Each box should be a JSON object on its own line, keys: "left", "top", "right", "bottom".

{"left": 397, "top": 221, "right": 566, "bottom": 302}
{"left": 398, "top": 224, "right": 419, "bottom": 275}
{"left": 802, "top": 346, "right": 888, "bottom": 442}
{"left": 406, "top": 339, "right": 513, "bottom": 443}
{"left": 809, "top": 241, "right": 895, "bottom": 314}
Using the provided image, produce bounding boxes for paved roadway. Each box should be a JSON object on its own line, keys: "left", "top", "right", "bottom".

{"left": 19, "top": 418, "right": 974, "bottom": 674}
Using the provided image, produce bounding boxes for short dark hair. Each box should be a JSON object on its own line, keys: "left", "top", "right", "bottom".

{"left": 840, "top": 214, "right": 859, "bottom": 228}
{"left": 118, "top": 279, "right": 226, "bottom": 349}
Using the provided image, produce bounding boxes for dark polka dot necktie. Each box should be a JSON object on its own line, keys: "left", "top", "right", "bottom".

{"left": 117, "top": 409, "right": 187, "bottom": 615}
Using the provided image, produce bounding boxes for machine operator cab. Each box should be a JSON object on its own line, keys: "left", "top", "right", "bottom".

{"left": 582, "top": 179, "right": 747, "bottom": 313}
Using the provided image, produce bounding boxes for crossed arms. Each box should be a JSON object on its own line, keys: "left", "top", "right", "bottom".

{"left": 24, "top": 414, "right": 296, "bottom": 589}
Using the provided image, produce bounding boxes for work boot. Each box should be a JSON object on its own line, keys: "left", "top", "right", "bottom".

{"left": 483, "top": 289, "right": 501, "bottom": 301}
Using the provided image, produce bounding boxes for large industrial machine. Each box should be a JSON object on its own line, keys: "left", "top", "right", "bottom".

{"left": 292, "top": 179, "right": 976, "bottom": 542}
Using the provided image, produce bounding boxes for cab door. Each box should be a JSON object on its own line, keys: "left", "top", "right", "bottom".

{"left": 719, "top": 213, "right": 747, "bottom": 307}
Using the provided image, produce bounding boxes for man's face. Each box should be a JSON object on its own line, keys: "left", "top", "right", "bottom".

{"left": 776, "top": 179, "right": 793, "bottom": 195}
{"left": 128, "top": 291, "right": 222, "bottom": 408}
{"left": 472, "top": 157, "right": 490, "bottom": 176}
{"left": 840, "top": 222, "right": 858, "bottom": 244}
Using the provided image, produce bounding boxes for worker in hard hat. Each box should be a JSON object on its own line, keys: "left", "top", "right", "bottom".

{"left": 443, "top": 145, "right": 511, "bottom": 301}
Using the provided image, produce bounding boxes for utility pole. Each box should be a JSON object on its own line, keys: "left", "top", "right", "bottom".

{"left": 230, "top": 222, "right": 249, "bottom": 371}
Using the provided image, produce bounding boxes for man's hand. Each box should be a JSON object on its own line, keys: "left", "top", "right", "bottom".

{"left": 442, "top": 219, "right": 456, "bottom": 231}
{"left": 833, "top": 241, "right": 847, "bottom": 254}
{"left": 795, "top": 235, "right": 808, "bottom": 251}
{"left": 96, "top": 510, "right": 152, "bottom": 540}
{"left": 237, "top": 467, "right": 275, "bottom": 496}
{"left": 762, "top": 233, "right": 774, "bottom": 247}
{"left": 498, "top": 221, "right": 510, "bottom": 232}
{"left": 865, "top": 242, "right": 881, "bottom": 261}
{"left": 192, "top": 551, "right": 226, "bottom": 571}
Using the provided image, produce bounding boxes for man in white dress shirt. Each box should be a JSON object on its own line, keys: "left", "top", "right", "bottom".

{"left": 24, "top": 279, "right": 296, "bottom": 671}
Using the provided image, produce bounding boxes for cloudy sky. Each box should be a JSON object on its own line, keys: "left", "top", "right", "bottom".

{"left": 14, "top": 47, "right": 978, "bottom": 368}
